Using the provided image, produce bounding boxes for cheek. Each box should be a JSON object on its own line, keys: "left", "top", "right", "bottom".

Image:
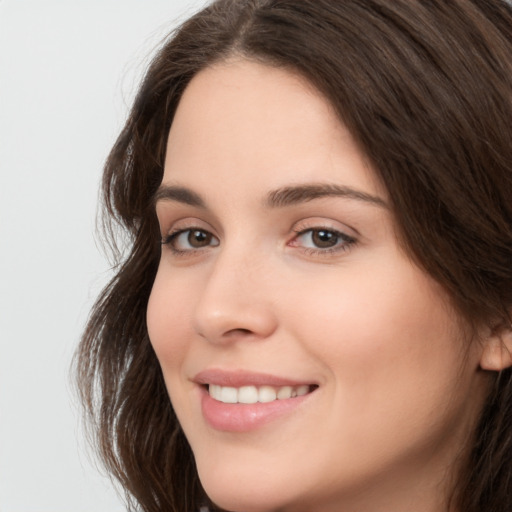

{"left": 146, "top": 268, "right": 195, "bottom": 367}
{"left": 281, "top": 257, "right": 473, "bottom": 469}
{"left": 286, "top": 254, "right": 466, "bottom": 397}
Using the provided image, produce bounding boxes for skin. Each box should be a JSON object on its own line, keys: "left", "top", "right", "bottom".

{"left": 147, "top": 59, "right": 492, "bottom": 512}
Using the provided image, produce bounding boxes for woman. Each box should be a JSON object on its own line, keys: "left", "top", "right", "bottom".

{"left": 76, "top": 1, "right": 512, "bottom": 511}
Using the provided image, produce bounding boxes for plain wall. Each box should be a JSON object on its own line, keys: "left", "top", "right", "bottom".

{"left": 0, "top": 1, "right": 206, "bottom": 510}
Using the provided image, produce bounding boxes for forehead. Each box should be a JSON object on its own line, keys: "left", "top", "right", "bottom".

{"left": 163, "top": 58, "right": 385, "bottom": 200}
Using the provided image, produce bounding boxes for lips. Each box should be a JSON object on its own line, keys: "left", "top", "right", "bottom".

{"left": 194, "top": 368, "right": 316, "bottom": 388}
{"left": 193, "top": 369, "right": 318, "bottom": 432}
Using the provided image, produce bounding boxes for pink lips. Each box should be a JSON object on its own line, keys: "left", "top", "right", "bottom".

{"left": 193, "top": 369, "right": 317, "bottom": 432}
{"left": 194, "top": 369, "right": 313, "bottom": 388}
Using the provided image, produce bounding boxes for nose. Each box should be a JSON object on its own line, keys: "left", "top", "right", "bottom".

{"left": 192, "top": 248, "right": 278, "bottom": 345}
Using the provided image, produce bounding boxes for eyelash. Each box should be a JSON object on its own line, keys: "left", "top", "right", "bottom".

{"left": 290, "top": 227, "right": 357, "bottom": 256}
{"left": 160, "top": 226, "right": 357, "bottom": 257}
{"left": 161, "top": 227, "right": 219, "bottom": 257}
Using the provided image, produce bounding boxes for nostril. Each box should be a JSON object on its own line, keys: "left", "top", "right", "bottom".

{"left": 226, "top": 328, "right": 253, "bottom": 336}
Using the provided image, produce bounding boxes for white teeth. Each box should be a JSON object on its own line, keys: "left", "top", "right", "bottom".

{"left": 208, "top": 384, "right": 313, "bottom": 404}
{"left": 277, "top": 386, "right": 293, "bottom": 400}
{"left": 210, "top": 384, "right": 222, "bottom": 401}
{"left": 296, "top": 385, "right": 309, "bottom": 397}
{"left": 259, "top": 386, "right": 277, "bottom": 403}
{"left": 238, "top": 386, "right": 259, "bottom": 404}
{"left": 220, "top": 386, "right": 238, "bottom": 403}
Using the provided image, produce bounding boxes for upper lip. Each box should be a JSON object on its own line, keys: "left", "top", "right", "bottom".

{"left": 193, "top": 369, "right": 316, "bottom": 388}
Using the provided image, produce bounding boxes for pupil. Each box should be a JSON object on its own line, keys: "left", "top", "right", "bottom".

{"left": 189, "top": 230, "right": 210, "bottom": 247}
{"left": 312, "top": 230, "right": 337, "bottom": 248}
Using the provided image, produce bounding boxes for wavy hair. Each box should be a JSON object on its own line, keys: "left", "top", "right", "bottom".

{"left": 75, "top": 1, "right": 512, "bottom": 511}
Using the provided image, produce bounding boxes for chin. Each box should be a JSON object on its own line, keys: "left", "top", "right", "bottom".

{"left": 207, "top": 494, "right": 278, "bottom": 512}
{"left": 204, "top": 488, "right": 282, "bottom": 512}
{"left": 198, "top": 464, "right": 297, "bottom": 512}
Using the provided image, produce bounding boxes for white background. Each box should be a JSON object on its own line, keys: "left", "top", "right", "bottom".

{"left": 0, "top": 1, "right": 206, "bottom": 510}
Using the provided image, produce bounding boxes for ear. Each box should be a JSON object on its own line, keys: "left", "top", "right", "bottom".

{"left": 480, "top": 322, "right": 512, "bottom": 371}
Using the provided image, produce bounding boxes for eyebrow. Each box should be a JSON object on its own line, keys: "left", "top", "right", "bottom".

{"left": 265, "top": 183, "right": 388, "bottom": 209}
{"left": 153, "top": 182, "right": 388, "bottom": 210}
{"left": 153, "top": 185, "right": 206, "bottom": 208}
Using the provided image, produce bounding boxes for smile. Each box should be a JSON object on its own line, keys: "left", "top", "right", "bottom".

{"left": 208, "top": 384, "right": 314, "bottom": 404}
{"left": 194, "top": 370, "right": 319, "bottom": 431}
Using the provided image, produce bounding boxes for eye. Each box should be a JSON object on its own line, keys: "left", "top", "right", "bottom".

{"left": 291, "top": 227, "right": 356, "bottom": 254}
{"left": 162, "top": 228, "right": 220, "bottom": 254}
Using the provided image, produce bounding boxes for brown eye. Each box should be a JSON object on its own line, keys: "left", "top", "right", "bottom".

{"left": 188, "top": 229, "right": 213, "bottom": 248}
{"left": 311, "top": 229, "right": 339, "bottom": 248}
{"left": 292, "top": 227, "right": 356, "bottom": 255}
{"left": 162, "top": 228, "right": 220, "bottom": 253}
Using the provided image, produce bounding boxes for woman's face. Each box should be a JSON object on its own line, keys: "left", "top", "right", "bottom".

{"left": 147, "top": 60, "right": 489, "bottom": 512}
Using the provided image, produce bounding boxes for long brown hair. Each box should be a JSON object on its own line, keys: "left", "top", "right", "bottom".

{"left": 75, "top": 1, "right": 512, "bottom": 511}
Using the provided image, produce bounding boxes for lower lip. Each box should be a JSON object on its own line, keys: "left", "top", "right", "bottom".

{"left": 200, "top": 387, "right": 314, "bottom": 432}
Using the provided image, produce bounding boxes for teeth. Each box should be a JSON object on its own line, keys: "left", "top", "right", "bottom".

{"left": 208, "top": 384, "right": 313, "bottom": 404}
{"left": 238, "top": 385, "right": 258, "bottom": 404}
{"left": 220, "top": 386, "right": 238, "bottom": 403}
{"left": 259, "top": 386, "right": 277, "bottom": 403}
{"left": 296, "top": 385, "right": 309, "bottom": 396}
{"left": 209, "top": 384, "right": 222, "bottom": 401}
{"left": 277, "top": 386, "right": 292, "bottom": 400}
